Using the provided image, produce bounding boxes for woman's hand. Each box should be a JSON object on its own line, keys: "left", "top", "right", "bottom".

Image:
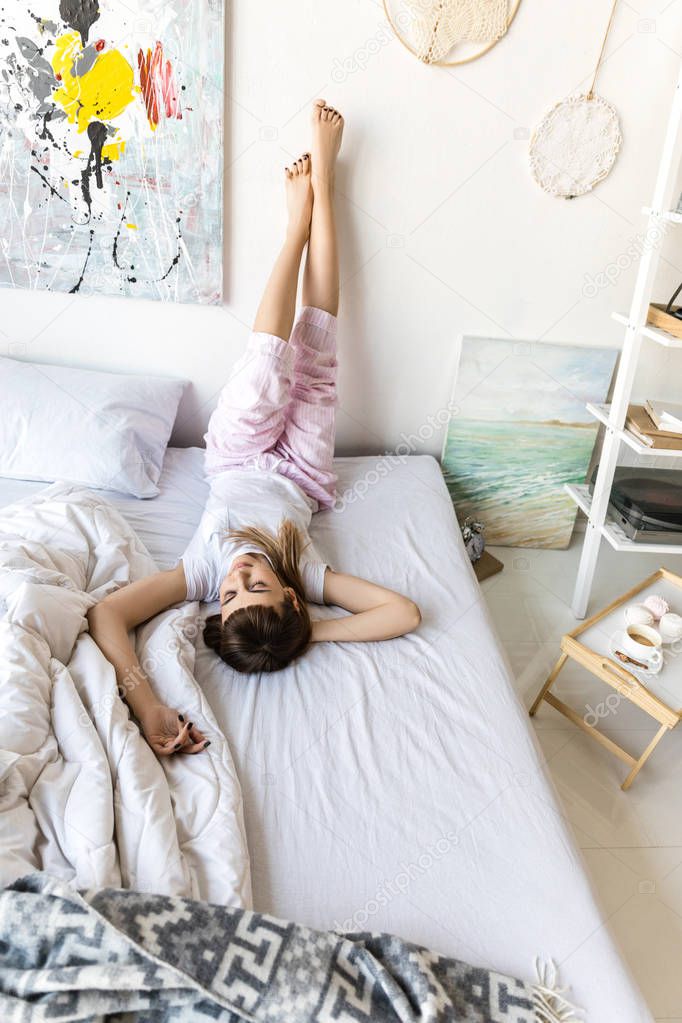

{"left": 139, "top": 704, "right": 209, "bottom": 757}
{"left": 87, "top": 569, "right": 210, "bottom": 759}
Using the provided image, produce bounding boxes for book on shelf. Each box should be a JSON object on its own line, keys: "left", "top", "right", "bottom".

{"left": 626, "top": 405, "right": 682, "bottom": 449}
{"left": 644, "top": 398, "right": 682, "bottom": 433}
{"left": 647, "top": 302, "right": 682, "bottom": 339}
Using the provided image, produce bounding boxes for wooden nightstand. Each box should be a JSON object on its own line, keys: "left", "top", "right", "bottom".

{"left": 530, "top": 568, "right": 682, "bottom": 790}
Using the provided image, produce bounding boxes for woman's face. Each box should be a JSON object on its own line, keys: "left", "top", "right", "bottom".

{"left": 219, "top": 553, "right": 297, "bottom": 624}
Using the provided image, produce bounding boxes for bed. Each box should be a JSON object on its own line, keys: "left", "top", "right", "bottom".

{"left": 0, "top": 448, "right": 651, "bottom": 1021}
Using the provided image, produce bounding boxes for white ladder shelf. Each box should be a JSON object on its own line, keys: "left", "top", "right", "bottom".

{"left": 570, "top": 62, "right": 682, "bottom": 618}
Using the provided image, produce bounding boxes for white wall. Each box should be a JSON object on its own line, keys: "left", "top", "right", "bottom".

{"left": 3, "top": 0, "right": 682, "bottom": 458}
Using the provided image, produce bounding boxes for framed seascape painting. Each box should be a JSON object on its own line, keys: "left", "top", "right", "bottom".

{"left": 441, "top": 337, "right": 618, "bottom": 549}
{"left": 0, "top": 0, "right": 223, "bottom": 304}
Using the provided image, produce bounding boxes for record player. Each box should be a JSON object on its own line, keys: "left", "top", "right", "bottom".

{"left": 589, "top": 467, "right": 682, "bottom": 544}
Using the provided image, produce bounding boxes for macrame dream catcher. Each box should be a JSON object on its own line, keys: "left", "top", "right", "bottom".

{"left": 383, "top": 0, "right": 522, "bottom": 66}
{"left": 529, "top": 0, "right": 622, "bottom": 199}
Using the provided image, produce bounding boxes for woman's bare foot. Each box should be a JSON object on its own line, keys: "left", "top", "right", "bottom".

{"left": 285, "top": 153, "right": 313, "bottom": 242}
{"left": 311, "top": 99, "right": 344, "bottom": 192}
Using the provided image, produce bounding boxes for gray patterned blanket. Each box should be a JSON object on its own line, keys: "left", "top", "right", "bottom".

{"left": 0, "top": 874, "right": 579, "bottom": 1022}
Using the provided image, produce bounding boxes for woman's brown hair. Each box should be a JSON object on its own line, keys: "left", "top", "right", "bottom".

{"left": 203, "top": 519, "right": 312, "bottom": 673}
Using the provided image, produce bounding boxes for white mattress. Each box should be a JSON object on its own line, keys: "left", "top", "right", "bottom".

{"left": 0, "top": 449, "right": 651, "bottom": 1021}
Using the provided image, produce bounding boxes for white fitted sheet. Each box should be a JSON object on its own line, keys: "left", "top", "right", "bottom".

{"left": 0, "top": 448, "right": 651, "bottom": 1021}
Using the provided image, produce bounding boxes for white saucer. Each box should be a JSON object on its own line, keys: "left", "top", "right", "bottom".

{"left": 609, "top": 631, "right": 663, "bottom": 677}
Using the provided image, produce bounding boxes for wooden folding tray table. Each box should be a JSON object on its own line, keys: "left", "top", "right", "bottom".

{"left": 530, "top": 568, "right": 682, "bottom": 790}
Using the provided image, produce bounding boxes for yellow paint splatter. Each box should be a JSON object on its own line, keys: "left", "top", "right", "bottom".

{"left": 52, "top": 31, "right": 138, "bottom": 133}
{"left": 102, "top": 140, "right": 126, "bottom": 161}
{"left": 125, "top": 223, "right": 138, "bottom": 230}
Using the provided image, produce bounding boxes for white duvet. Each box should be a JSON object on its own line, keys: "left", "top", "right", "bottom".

{"left": 0, "top": 484, "right": 251, "bottom": 908}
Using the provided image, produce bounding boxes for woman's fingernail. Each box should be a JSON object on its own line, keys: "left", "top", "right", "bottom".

{"left": 188, "top": 722, "right": 194, "bottom": 729}
{"left": 178, "top": 714, "right": 184, "bottom": 722}
{"left": 204, "top": 741, "right": 211, "bottom": 749}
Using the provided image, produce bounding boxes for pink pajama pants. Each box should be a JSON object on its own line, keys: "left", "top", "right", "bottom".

{"left": 204, "top": 306, "right": 338, "bottom": 510}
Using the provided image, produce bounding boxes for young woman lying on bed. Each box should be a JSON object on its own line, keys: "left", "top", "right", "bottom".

{"left": 88, "top": 101, "right": 420, "bottom": 759}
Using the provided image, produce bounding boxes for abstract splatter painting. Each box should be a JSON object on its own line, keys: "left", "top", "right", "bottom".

{"left": 0, "top": 0, "right": 223, "bottom": 303}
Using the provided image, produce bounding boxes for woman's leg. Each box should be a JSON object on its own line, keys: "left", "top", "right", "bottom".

{"left": 274, "top": 102, "right": 344, "bottom": 508}
{"left": 205, "top": 157, "right": 313, "bottom": 476}
{"left": 302, "top": 100, "right": 343, "bottom": 316}
{"left": 253, "top": 156, "right": 313, "bottom": 340}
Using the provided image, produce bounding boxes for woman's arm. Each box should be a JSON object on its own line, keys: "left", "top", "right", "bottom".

{"left": 310, "top": 570, "right": 421, "bottom": 644}
{"left": 87, "top": 565, "right": 208, "bottom": 757}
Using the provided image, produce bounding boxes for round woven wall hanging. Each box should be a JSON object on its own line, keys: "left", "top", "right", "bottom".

{"left": 529, "top": 0, "right": 622, "bottom": 199}
{"left": 382, "top": 0, "right": 522, "bottom": 67}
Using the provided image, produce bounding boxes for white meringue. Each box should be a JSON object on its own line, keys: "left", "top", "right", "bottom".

{"left": 659, "top": 612, "right": 682, "bottom": 643}
{"left": 643, "top": 594, "right": 670, "bottom": 620}
{"left": 624, "top": 604, "right": 655, "bottom": 628}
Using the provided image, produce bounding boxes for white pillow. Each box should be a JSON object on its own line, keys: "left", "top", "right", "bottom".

{"left": 0, "top": 356, "right": 186, "bottom": 498}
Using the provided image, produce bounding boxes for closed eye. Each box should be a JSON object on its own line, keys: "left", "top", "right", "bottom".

{"left": 221, "top": 582, "right": 270, "bottom": 606}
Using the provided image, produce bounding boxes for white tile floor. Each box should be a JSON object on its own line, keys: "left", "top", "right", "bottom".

{"left": 481, "top": 537, "right": 682, "bottom": 1023}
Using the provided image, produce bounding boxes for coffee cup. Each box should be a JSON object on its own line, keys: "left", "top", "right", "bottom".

{"left": 622, "top": 623, "right": 663, "bottom": 670}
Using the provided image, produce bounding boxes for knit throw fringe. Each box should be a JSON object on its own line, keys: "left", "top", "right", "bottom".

{"left": 533, "top": 958, "right": 584, "bottom": 1022}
